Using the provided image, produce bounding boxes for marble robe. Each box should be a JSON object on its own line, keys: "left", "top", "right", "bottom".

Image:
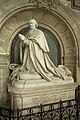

{"left": 20, "top": 28, "right": 66, "bottom": 82}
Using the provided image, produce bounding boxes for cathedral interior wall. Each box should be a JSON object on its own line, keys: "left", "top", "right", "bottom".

{"left": 0, "top": 0, "right": 80, "bottom": 106}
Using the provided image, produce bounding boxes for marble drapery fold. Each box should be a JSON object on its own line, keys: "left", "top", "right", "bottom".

{"left": 20, "top": 28, "right": 65, "bottom": 82}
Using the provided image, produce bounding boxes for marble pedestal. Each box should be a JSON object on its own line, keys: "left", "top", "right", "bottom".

{"left": 8, "top": 81, "right": 77, "bottom": 109}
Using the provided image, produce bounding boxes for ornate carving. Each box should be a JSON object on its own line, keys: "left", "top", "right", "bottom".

{"left": 29, "top": 0, "right": 61, "bottom": 9}
{"left": 71, "top": 0, "right": 80, "bottom": 10}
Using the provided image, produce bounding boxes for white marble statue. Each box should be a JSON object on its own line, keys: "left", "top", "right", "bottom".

{"left": 9, "top": 19, "right": 73, "bottom": 84}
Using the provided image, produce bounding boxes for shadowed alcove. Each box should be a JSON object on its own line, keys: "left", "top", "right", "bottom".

{"left": 10, "top": 27, "right": 61, "bottom": 66}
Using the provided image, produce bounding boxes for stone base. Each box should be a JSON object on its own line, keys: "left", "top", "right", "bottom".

{"left": 8, "top": 82, "right": 77, "bottom": 109}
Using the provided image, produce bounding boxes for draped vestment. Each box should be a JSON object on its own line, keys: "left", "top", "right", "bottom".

{"left": 20, "top": 28, "right": 65, "bottom": 82}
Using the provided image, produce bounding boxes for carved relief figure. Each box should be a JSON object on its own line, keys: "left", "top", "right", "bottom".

{"left": 9, "top": 19, "right": 73, "bottom": 84}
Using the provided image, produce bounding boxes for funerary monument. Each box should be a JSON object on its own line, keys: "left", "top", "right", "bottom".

{"left": 8, "top": 19, "right": 76, "bottom": 108}
{"left": 0, "top": 0, "right": 80, "bottom": 108}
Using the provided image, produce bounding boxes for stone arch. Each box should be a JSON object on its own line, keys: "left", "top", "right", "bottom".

{"left": 0, "top": 8, "right": 78, "bottom": 80}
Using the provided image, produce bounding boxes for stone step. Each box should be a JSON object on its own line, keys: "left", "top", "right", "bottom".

{"left": 13, "top": 81, "right": 52, "bottom": 88}
{"left": 19, "top": 73, "right": 42, "bottom": 80}
{"left": 15, "top": 79, "right": 47, "bottom": 83}
{"left": 19, "top": 72, "right": 53, "bottom": 80}
{"left": 13, "top": 77, "right": 74, "bottom": 88}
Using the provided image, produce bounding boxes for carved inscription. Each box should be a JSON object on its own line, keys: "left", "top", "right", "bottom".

{"left": 32, "top": 91, "right": 74, "bottom": 104}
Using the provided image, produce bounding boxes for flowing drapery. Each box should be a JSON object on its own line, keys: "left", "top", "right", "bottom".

{"left": 20, "top": 28, "right": 65, "bottom": 82}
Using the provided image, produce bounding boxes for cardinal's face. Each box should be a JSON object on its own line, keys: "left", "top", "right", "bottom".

{"left": 29, "top": 20, "right": 36, "bottom": 29}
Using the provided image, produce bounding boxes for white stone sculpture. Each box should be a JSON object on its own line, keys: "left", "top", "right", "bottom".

{"left": 9, "top": 19, "right": 74, "bottom": 85}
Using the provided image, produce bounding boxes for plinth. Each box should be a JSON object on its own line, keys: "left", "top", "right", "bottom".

{"left": 8, "top": 73, "right": 77, "bottom": 109}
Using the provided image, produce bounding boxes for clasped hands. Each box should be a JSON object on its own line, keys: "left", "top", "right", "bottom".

{"left": 18, "top": 33, "right": 29, "bottom": 45}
